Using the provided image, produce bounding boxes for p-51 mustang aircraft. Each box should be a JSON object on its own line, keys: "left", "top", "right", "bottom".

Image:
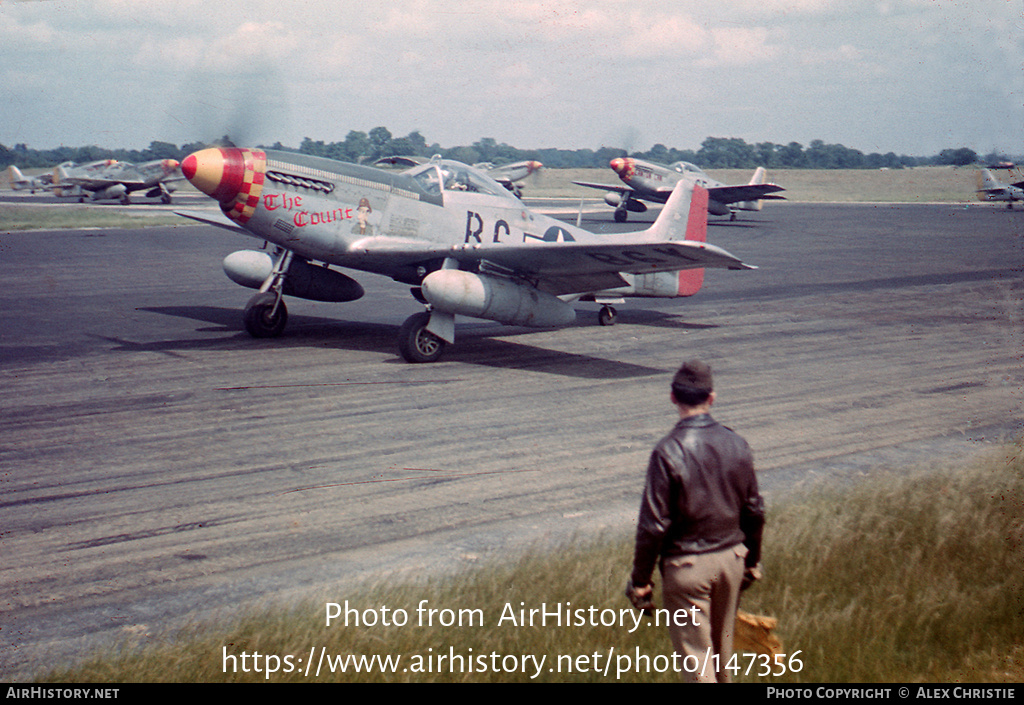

{"left": 574, "top": 157, "right": 785, "bottom": 222}
{"left": 177, "top": 147, "right": 754, "bottom": 362}
{"left": 976, "top": 168, "right": 1024, "bottom": 209}
{"left": 53, "top": 159, "right": 184, "bottom": 204}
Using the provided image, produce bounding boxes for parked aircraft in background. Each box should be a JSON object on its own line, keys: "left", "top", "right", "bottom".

{"left": 374, "top": 156, "right": 543, "bottom": 197}
{"left": 47, "top": 159, "right": 119, "bottom": 198}
{"left": 976, "top": 168, "right": 1024, "bottom": 209}
{"left": 53, "top": 159, "right": 183, "bottom": 204}
{"left": 177, "top": 148, "right": 754, "bottom": 362}
{"left": 474, "top": 160, "right": 543, "bottom": 197}
{"left": 574, "top": 157, "right": 785, "bottom": 222}
{"left": 4, "top": 160, "right": 117, "bottom": 196}
{"left": 6, "top": 165, "right": 53, "bottom": 193}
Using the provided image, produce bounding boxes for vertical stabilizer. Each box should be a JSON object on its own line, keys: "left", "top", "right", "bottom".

{"left": 978, "top": 169, "right": 1000, "bottom": 193}
{"left": 648, "top": 179, "right": 708, "bottom": 243}
{"left": 737, "top": 166, "right": 768, "bottom": 211}
{"left": 646, "top": 180, "right": 708, "bottom": 296}
{"left": 52, "top": 165, "right": 68, "bottom": 196}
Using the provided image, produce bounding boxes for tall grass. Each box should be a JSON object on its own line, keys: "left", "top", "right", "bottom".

{"left": 40, "top": 443, "right": 1022, "bottom": 683}
{"left": 749, "top": 444, "right": 1024, "bottom": 682}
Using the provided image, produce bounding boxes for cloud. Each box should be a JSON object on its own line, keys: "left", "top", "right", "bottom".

{"left": 704, "top": 27, "right": 779, "bottom": 66}
{"left": 0, "top": 13, "right": 57, "bottom": 49}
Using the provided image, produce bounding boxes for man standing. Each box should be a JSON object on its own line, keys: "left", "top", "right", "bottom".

{"left": 627, "top": 360, "right": 765, "bottom": 683}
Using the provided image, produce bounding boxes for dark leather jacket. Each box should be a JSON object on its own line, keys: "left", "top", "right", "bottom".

{"left": 631, "top": 413, "right": 765, "bottom": 587}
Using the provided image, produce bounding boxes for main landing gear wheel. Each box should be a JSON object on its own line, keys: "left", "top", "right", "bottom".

{"left": 614, "top": 209, "right": 628, "bottom": 223}
{"left": 398, "top": 311, "right": 446, "bottom": 363}
{"left": 243, "top": 292, "right": 288, "bottom": 338}
{"left": 598, "top": 305, "right": 618, "bottom": 326}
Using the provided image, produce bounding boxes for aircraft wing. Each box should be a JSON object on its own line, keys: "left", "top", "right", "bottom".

{"left": 450, "top": 238, "right": 752, "bottom": 296}
{"left": 349, "top": 236, "right": 751, "bottom": 297}
{"left": 478, "top": 238, "right": 746, "bottom": 271}
{"left": 572, "top": 179, "right": 676, "bottom": 201}
{"left": 708, "top": 183, "right": 785, "bottom": 204}
{"left": 58, "top": 176, "right": 122, "bottom": 189}
{"left": 572, "top": 180, "right": 634, "bottom": 194}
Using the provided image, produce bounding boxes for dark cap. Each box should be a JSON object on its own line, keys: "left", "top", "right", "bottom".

{"left": 671, "top": 360, "right": 713, "bottom": 405}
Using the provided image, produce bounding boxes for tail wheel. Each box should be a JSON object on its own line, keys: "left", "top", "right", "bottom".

{"left": 243, "top": 292, "right": 288, "bottom": 338}
{"left": 398, "top": 312, "right": 446, "bottom": 363}
{"left": 598, "top": 305, "right": 617, "bottom": 326}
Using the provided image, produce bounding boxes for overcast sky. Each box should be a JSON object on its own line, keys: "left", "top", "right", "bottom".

{"left": 2, "top": 0, "right": 1022, "bottom": 157}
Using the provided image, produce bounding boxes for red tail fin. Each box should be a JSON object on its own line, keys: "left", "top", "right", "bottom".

{"left": 677, "top": 184, "right": 708, "bottom": 295}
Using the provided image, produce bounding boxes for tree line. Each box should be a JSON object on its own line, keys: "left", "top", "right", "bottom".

{"left": 1, "top": 130, "right": 1008, "bottom": 171}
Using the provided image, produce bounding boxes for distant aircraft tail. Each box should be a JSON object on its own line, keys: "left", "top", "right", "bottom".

{"left": 52, "top": 164, "right": 69, "bottom": 196}
{"left": 7, "top": 165, "right": 26, "bottom": 189}
{"left": 977, "top": 168, "right": 1001, "bottom": 193}
{"left": 736, "top": 166, "right": 768, "bottom": 211}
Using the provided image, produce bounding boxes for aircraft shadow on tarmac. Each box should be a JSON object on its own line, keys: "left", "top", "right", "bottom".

{"left": 701, "top": 268, "right": 1014, "bottom": 304}
{"left": 133, "top": 305, "right": 670, "bottom": 380}
{"left": 612, "top": 308, "right": 719, "bottom": 330}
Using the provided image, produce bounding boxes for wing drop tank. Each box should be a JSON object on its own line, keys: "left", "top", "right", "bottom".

{"left": 421, "top": 269, "right": 575, "bottom": 327}
{"left": 223, "top": 250, "right": 364, "bottom": 302}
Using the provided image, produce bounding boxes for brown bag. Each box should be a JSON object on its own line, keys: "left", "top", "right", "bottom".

{"left": 734, "top": 610, "right": 782, "bottom": 655}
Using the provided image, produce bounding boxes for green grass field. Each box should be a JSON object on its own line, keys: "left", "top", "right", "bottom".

{"left": 530, "top": 166, "right": 981, "bottom": 203}
{"left": 0, "top": 205, "right": 182, "bottom": 231}
{"left": 37, "top": 442, "right": 1023, "bottom": 683}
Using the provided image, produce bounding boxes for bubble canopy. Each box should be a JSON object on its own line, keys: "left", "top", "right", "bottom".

{"left": 407, "top": 160, "right": 518, "bottom": 200}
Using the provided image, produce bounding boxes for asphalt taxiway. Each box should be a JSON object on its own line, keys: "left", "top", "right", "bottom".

{"left": 1, "top": 202, "right": 1021, "bottom": 678}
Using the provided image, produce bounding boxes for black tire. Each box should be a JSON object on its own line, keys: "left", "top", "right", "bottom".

{"left": 398, "top": 312, "right": 445, "bottom": 363}
{"left": 614, "top": 209, "right": 627, "bottom": 223}
{"left": 243, "top": 292, "right": 288, "bottom": 338}
{"left": 598, "top": 305, "right": 617, "bottom": 326}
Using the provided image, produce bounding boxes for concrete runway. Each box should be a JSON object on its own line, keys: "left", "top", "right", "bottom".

{"left": 1, "top": 202, "right": 1022, "bottom": 678}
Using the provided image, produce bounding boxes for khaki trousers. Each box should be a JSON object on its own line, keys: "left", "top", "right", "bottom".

{"left": 661, "top": 543, "right": 747, "bottom": 683}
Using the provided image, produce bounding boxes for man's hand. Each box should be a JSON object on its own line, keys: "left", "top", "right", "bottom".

{"left": 741, "top": 565, "right": 763, "bottom": 591}
{"left": 625, "top": 579, "right": 654, "bottom": 614}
